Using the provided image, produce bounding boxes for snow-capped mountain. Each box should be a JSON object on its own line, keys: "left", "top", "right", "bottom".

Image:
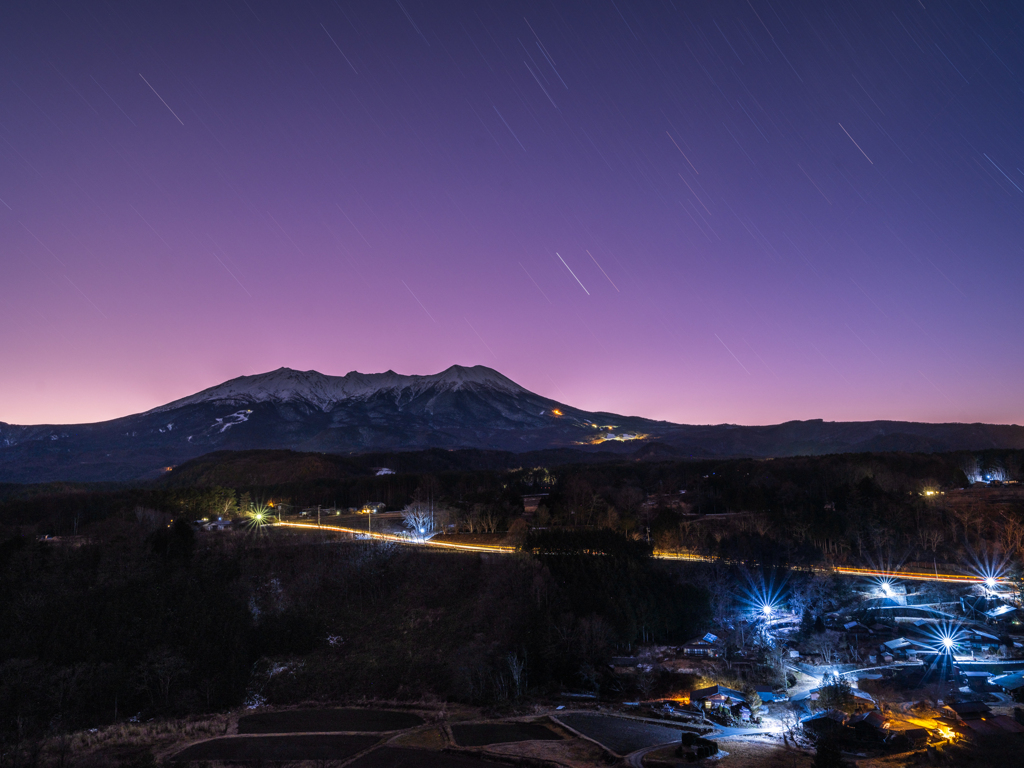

{"left": 1, "top": 364, "right": 1023, "bottom": 483}
{"left": 151, "top": 365, "right": 528, "bottom": 412}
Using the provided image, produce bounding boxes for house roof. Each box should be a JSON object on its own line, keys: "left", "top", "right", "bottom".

{"left": 792, "top": 684, "right": 875, "bottom": 704}
{"left": 899, "top": 728, "right": 929, "bottom": 742}
{"left": 683, "top": 632, "right": 719, "bottom": 647}
{"left": 968, "top": 629, "right": 1000, "bottom": 642}
{"left": 850, "top": 711, "right": 887, "bottom": 729}
{"left": 985, "top": 605, "right": 1016, "bottom": 619}
{"left": 945, "top": 701, "right": 991, "bottom": 718}
{"left": 961, "top": 715, "right": 1024, "bottom": 735}
{"left": 801, "top": 709, "right": 848, "bottom": 725}
{"left": 850, "top": 688, "right": 875, "bottom": 702}
{"left": 990, "top": 671, "right": 1024, "bottom": 691}
{"left": 882, "top": 637, "right": 913, "bottom": 650}
{"left": 691, "top": 684, "right": 746, "bottom": 702}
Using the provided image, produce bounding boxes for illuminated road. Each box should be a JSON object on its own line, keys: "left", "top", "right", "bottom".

{"left": 274, "top": 522, "right": 1000, "bottom": 586}
{"left": 274, "top": 521, "right": 516, "bottom": 553}
{"left": 653, "top": 551, "right": 990, "bottom": 585}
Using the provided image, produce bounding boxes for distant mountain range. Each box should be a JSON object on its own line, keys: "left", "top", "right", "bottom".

{"left": 1, "top": 365, "right": 1022, "bottom": 483}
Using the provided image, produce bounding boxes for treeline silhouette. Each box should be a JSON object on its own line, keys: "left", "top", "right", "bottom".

{"left": 0, "top": 520, "right": 709, "bottom": 749}
{"left": 3, "top": 449, "right": 1021, "bottom": 569}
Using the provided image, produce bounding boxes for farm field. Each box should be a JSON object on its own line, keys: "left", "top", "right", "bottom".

{"left": 450, "top": 722, "right": 562, "bottom": 746}
{"left": 238, "top": 708, "right": 423, "bottom": 733}
{"left": 347, "top": 746, "right": 504, "bottom": 767}
{"left": 172, "top": 733, "right": 378, "bottom": 761}
{"left": 557, "top": 712, "right": 685, "bottom": 756}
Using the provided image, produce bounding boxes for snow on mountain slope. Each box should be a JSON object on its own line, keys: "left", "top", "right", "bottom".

{"left": 151, "top": 365, "right": 529, "bottom": 413}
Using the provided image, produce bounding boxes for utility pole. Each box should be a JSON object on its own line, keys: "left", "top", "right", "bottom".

{"left": 317, "top": 505, "right": 321, "bottom": 528}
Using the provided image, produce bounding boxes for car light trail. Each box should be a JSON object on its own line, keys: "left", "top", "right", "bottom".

{"left": 274, "top": 524, "right": 1003, "bottom": 584}
{"left": 274, "top": 521, "right": 516, "bottom": 553}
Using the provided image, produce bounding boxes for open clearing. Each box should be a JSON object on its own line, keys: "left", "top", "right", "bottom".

{"left": 172, "top": 733, "right": 378, "bottom": 761}
{"left": 556, "top": 713, "right": 684, "bottom": 755}
{"left": 347, "top": 746, "right": 504, "bottom": 767}
{"left": 238, "top": 708, "right": 423, "bottom": 733}
{"left": 451, "top": 722, "right": 563, "bottom": 746}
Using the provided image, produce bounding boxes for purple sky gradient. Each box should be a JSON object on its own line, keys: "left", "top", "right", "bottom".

{"left": 2, "top": 1, "right": 1023, "bottom": 427}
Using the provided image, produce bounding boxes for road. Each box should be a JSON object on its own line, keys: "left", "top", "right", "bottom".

{"left": 275, "top": 521, "right": 516, "bottom": 553}
{"left": 274, "top": 522, "right": 1000, "bottom": 586}
{"left": 655, "top": 552, "right": 993, "bottom": 584}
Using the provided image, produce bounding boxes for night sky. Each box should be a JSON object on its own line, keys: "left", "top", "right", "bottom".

{"left": 3, "top": 1, "right": 1022, "bottom": 427}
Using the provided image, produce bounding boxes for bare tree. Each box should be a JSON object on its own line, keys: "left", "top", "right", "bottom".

{"left": 476, "top": 504, "right": 499, "bottom": 533}
{"left": 617, "top": 486, "right": 645, "bottom": 520}
{"left": 809, "top": 631, "right": 844, "bottom": 666}
{"left": 139, "top": 647, "right": 189, "bottom": 708}
{"left": 507, "top": 652, "right": 527, "bottom": 699}
{"left": 401, "top": 503, "right": 435, "bottom": 538}
{"left": 752, "top": 514, "right": 773, "bottom": 537}
{"left": 779, "top": 704, "right": 802, "bottom": 737}
{"left": 636, "top": 668, "right": 656, "bottom": 701}
{"left": 999, "top": 515, "right": 1024, "bottom": 561}
{"left": 918, "top": 527, "right": 944, "bottom": 554}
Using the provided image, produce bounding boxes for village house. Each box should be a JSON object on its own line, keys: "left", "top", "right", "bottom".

{"left": 801, "top": 709, "right": 848, "bottom": 737}
{"left": 689, "top": 684, "right": 747, "bottom": 708}
{"left": 989, "top": 670, "right": 1024, "bottom": 698}
{"left": 939, "top": 700, "right": 1024, "bottom": 736}
{"left": 681, "top": 633, "right": 722, "bottom": 658}
{"left": 849, "top": 710, "right": 888, "bottom": 743}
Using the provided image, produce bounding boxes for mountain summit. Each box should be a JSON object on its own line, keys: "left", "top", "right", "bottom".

{"left": 152, "top": 365, "right": 527, "bottom": 412}
{"left": 2, "top": 365, "right": 1023, "bottom": 483}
